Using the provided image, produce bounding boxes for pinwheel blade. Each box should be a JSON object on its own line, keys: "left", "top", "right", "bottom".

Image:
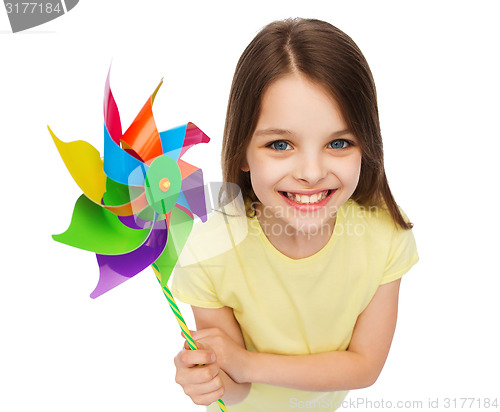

{"left": 159, "top": 122, "right": 210, "bottom": 161}
{"left": 159, "top": 125, "right": 186, "bottom": 161}
{"left": 154, "top": 206, "right": 194, "bottom": 286}
{"left": 49, "top": 127, "right": 106, "bottom": 205}
{"left": 53, "top": 195, "right": 152, "bottom": 255}
{"left": 179, "top": 122, "right": 210, "bottom": 158}
{"left": 121, "top": 80, "right": 163, "bottom": 162}
{"left": 180, "top": 167, "right": 208, "bottom": 222}
{"left": 92, "top": 216, "right": 168, "bottom": 298}
{"left": 104, "top": 67, "right": 123, "bottom": 144}
{"left": 103, "top": 124, "right": 148, "bottom": 186}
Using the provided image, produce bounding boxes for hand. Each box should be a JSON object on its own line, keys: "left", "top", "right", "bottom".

{"left": 188, "top": 328, "right": 251, "bottom": 384}
{"left": 173, "top": 340, "right": 225, "bottom": 406}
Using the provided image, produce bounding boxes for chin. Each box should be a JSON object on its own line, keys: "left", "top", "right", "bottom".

{"left": 286, "top": 217, "right": 334, "bottom": 236}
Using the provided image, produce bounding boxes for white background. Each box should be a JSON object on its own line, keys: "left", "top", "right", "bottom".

{"left": 1, "top": 1, "right": 499, "bottom": 411}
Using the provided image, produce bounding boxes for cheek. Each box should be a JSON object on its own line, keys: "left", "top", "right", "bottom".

{"left": 351, "top": 157, "right": 362, "bottom": 184}
{"left": 336, "top": 155, "right": 362, "bottom": 187}
{"left": 249, "top": 173, "right": 271, "bottom": 204}
{"left": 249, "top": 169, "right": 273, "bottom": 195}
{"left": 248, "top": 153, "right": 287, "bottom": 181}
{"left": 247, "top": 158, "right": 287, "bottom": 201}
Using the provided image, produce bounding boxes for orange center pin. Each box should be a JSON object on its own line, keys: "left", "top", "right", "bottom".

{"left": 159, "top": 178, "right": 171, "bottom": 192}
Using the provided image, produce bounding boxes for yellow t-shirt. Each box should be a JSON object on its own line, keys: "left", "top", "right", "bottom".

{"left": 172, "top": 198, "right": 419, "bottom": 411}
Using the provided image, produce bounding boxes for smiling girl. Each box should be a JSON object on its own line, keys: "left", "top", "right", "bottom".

{"left": 171, "top": 18, "right": 419, "bottom": 411}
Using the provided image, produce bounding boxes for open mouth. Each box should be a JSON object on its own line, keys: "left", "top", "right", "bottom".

{"left": 279, "top": 189, "right": 335, "bottom": 205}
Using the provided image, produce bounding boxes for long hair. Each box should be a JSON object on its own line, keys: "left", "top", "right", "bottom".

{"left": 221, "top": 18, "right": 412, "bottom": 230}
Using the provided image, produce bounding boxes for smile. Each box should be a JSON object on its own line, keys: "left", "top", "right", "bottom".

{"left": 279, "top": 189, "right": 336, "bottom": 207}
{"left": 284, "top": 190, "right": 328, "bottom": 204}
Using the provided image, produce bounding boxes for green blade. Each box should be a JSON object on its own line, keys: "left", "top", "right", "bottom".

{"left": 53, "top": 194, "right": 151, "bottom": 255}
{"left": 154, "top": 206, "right": 193, "bottom": 286}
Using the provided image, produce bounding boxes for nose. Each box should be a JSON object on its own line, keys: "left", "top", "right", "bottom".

{"left": 293, "top": 151, "right": 328, "bottom": 185}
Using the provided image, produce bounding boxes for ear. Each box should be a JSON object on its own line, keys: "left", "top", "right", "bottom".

{"left": 240, "top": 158, "right": 250, "bottom": 172}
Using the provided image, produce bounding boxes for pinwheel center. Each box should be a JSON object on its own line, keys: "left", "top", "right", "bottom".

{"left": 159, "top": 178, "right": 171, "bottom": 192}
{"left": 144, "top": 156, "right": 181, "bottom": 214}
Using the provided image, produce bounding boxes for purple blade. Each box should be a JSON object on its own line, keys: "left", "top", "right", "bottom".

{"left": 118, "top": 214, "right": 154, "bottom": 230}
{"left": 181, "top": 168, "right": 208, "bottom": 222}
{"left": 91, "top": 218, "right": 168, "bottom": 298}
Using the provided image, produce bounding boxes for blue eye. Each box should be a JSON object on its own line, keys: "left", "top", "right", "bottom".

{"left": 268, "top": 140, "right": 291, "bottom": 151}
{"left": 328, "top": 139, "right": 351, "bottom": 149}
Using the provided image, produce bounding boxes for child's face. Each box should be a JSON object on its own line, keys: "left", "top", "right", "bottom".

{"left": 241, "top": 72, "right": 362, "bottom": 235}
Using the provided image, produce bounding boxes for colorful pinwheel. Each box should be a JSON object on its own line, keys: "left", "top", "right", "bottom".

{"left": 50, "top": 69, "right": 227, "bottom": 412}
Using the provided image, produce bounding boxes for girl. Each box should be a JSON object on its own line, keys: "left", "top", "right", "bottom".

{"left": 171, "top": 18, "right": 419, "bottom": 411}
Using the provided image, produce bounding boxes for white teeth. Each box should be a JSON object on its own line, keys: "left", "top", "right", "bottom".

{"left": 286, "top": 190, "right": 329, "bottom": 204}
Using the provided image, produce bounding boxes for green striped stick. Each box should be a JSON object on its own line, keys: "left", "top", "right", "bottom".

{"left": 152, "top": 265, "right": 228, "bottom": 412}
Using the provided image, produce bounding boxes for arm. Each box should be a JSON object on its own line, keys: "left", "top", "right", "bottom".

{"left": 244, "top": 278, "right": 402, "bottom": 391}
{"left": 194, "top": 278, "right": 402, "bottom": 392}
{"left": 190, "top": 306, "right": 251, "bottom": 405}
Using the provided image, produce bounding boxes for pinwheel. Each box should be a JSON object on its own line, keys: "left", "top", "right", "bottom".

{"left": 50, "top": 69, "right": 227, "bottom": 412}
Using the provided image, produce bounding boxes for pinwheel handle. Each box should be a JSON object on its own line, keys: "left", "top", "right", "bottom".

{"left": 155, "top": 275, "right": 228, "bottom": 412}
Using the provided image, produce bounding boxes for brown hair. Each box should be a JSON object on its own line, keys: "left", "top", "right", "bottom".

{"left": 221, "top": 18, "right": 413, "bottom": 230}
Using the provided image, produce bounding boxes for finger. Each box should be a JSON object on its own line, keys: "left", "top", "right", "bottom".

{"left": 188, "top": 340, "right": 214, "bottom": 354}
{"left": 174, "top": 348, "right": 216, "bottom": 369}
{"left": 190, "top": 328, "right": 219, "bottom": 341}
{"left": 186, "top": 380, "right": 225, "bottom": 406}
{"left": 176, "top": 362, "right": 220, "bottom": 386}
{"left": 184, "top": 375, "right": 223, "bottom": 396}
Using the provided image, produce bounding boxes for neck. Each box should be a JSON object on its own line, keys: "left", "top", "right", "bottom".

{"left": 256, "top": 208, "right": 337, "bottom": 259}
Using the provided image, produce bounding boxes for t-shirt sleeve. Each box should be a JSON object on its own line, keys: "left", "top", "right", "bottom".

{"left": 380, "top": 216, "right": 419, "bottom": 285}
{"left": 171, "top": 262, "right": 224, "bottom": 309}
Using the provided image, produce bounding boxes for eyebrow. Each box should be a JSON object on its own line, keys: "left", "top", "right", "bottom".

{"left": 254, "top": 128, "right": 353, "bottom": 139}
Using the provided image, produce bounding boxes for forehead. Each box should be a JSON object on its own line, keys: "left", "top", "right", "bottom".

{"left": 255, "top": 73, "right": 347, "bottom": 136}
